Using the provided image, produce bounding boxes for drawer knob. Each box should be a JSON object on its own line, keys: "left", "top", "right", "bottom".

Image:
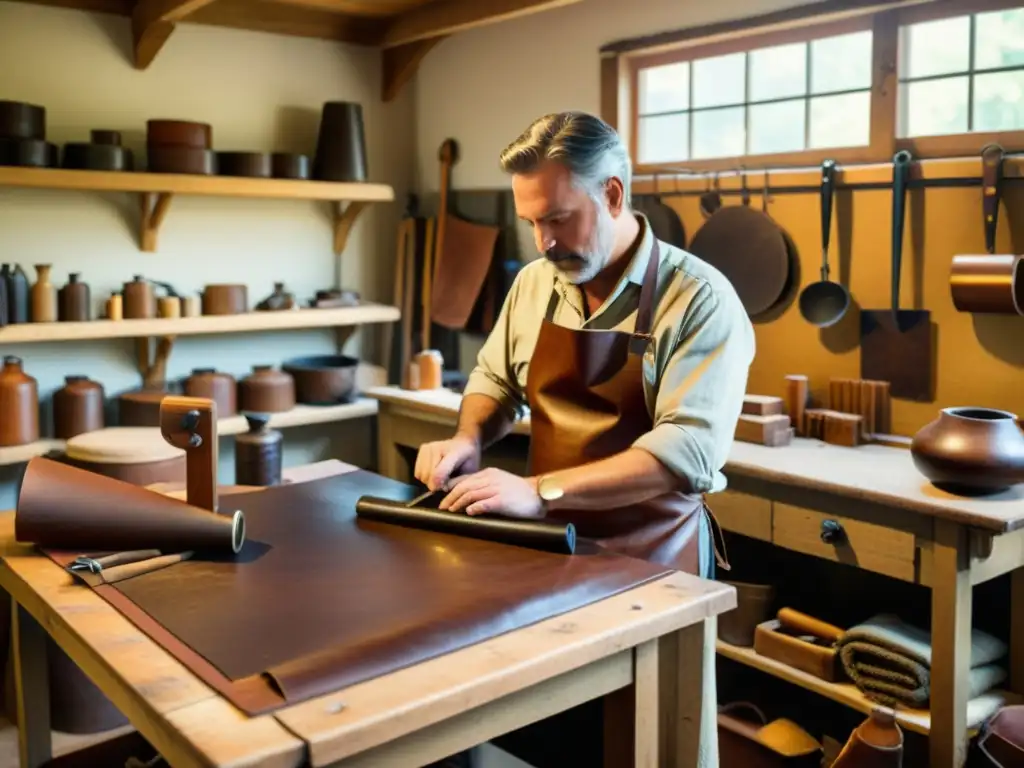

{"left": 820, "top": 519, "right": 845, "bottom": 544}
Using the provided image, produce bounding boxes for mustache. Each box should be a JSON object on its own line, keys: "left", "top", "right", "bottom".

{"left": 544, "top": 248, "right": 584, "bottom": 263}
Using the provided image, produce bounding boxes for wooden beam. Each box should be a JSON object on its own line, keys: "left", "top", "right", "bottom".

{"left": 382, "top": 36, "right": 444, "bottom": 102}
{"left": 380, "top": 0, "right": 581, "bottom": 49}
{"left": 187, "top": 0, "right": 387, "bottom": 44}
{"left": 132, "top": 0, "right": 217, "bottom": 68}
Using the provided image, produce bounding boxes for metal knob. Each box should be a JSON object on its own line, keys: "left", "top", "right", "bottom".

{"left": 820, "top": 519, "right": 845, "bottom": 544}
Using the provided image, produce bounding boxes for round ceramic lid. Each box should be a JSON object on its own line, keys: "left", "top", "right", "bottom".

{"left": 66, "top": 427, "right": 186, "bottom": 465}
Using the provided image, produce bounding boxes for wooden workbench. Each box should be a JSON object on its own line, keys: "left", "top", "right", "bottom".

{"left": 0, "top": 459, "right": 734, "bottom": 768}
{"left": 367, "top": 385, "right": 1024, "bottom": 768}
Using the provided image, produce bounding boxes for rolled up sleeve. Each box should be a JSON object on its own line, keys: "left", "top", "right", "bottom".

{"left": 633, "top": 281, "right": 755, "bottom": 493}
{"left": 463, "top": 273, "right": 528, "bottom": 420}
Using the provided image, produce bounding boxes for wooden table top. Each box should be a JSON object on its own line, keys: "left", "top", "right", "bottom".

{"left": 366, "top": 387, "right": 1024, "bottom": 534}
{"left": 0, "top": 460, "right": 735, "bottom": 768}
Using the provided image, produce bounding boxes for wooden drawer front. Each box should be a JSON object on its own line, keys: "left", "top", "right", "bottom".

{"left": 708, "top": 490, "right": 771, "bottom": 542}
{"left": 772, "top": 503, "right": 917, "bottom": 582}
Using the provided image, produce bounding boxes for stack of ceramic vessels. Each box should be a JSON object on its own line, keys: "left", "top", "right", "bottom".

{"left": 146, "top": 119, "right": 216, "bottom": 175}
{"left": 62, "top": 129, "right": 134, "bottom": 171}
{"left": 0, "top": 100, "right": 57, "bottom": 168}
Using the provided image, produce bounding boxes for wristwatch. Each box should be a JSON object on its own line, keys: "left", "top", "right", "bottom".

{"left": 536, "top": 473, "right": 564, "bottom": 514}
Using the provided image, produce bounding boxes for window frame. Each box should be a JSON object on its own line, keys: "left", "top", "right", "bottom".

{"left": 613, "top": 0, "right": 1024, "bottom": 174}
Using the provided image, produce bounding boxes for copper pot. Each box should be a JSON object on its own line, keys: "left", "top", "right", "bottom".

{"left": 0, "top": 356, "right": 39, "bottom": 447}
{"left": 911, "top": 407, "right": 1024, "bottom": 494}
{"left": 53, "top": 375, "right": 105, "bottom": 440}
{"left": 238, "top": 365, "right": 295, "bottom": 413}
{"left": 183, "top": 368, "right": 237, "bottom": 418}
{"left": 201, "top": 284, "right": 247, "bottom": 315}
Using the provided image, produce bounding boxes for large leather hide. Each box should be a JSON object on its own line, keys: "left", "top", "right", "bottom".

{"left": 69, "top": 471, "right": 668, "bottom": 715}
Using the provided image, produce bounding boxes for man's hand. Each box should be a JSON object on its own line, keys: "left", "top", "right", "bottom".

{"left": 440, "top": 468, "right": 543, "bottom": 518}
{"left": 414, "top": 435, "right": 481, "bottom": 491}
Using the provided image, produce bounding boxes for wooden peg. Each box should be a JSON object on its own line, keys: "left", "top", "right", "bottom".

{"left": 159, "top": 395, "right": 218, "bottom": 513}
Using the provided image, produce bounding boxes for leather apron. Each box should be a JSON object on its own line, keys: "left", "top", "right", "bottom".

{"left": 525, "top": 239, "right": 727, "bottom": 575}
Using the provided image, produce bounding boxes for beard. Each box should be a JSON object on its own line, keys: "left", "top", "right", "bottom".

{"left": 544, "top": 203, "right": 617, "bottom": 285}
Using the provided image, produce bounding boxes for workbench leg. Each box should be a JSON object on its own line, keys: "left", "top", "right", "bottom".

{"left": 930, "top": 520, "right": 972, "bottom": 768}
{"left": 12, "top": 601, "right": 51, "bottom": 768}
{"left": 649, "top": 620, "right": 710, "bottom": 768}
{"left": 1011, "top": 568, "right": 1024, "bottom": 695}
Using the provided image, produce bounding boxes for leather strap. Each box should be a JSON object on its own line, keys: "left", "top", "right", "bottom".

{"left": 633, "top": 238, "right": 661, "bottom": 339}
{"left": 981, "top": 143, "right": 1004, "bottom": 255}
{"left": 704, "top": 500, "right": 732, "bottom": 571}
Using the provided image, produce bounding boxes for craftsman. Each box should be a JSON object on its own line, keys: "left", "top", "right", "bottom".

{"left": 414, "top": 111, "right": 755, "bottom": 766}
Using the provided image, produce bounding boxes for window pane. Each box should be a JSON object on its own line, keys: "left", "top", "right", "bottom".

{"left": 902, "top": 16, "right": 970, "bottom": 79}
{"left": 639, "top": 63, "right": 690, "bottom": 114}
{"left": 901, "top": 76, "right": 969, "bottom": 136}
{"left": 809, "top": 91, "right": 870, "bottom": 148}
{"left": 638, "top": 113, "right": 690, "bottom": 164}
{"left": 749, "top": 100, "right": 806, "bottom": 154}
{"left": 811, "top": 30, "right": 872, "bottom": 94}
{"left": 749, "top": 42, "right": 806, "bottom": 101}
{"left": 974, "top": 70, "right": 1024, "bottom": 132}
{"left": 692, "top": 107, "right": 745, "bottom": 159}
{"left": 974, "top": 8, "right": 1024, "bottom": 70}
{"left": 692, "top": 53, "right": 746, "bottom": 108}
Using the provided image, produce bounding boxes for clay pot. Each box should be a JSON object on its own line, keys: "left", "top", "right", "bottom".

{"left": 238, "top": 365, "right": 295, "bottom": 413}
{"left": 30, "top": 264, "right": 56, "bottom": 323}
{"left": 53, "top": 375, "right": 105, "bottom": 440}
{"left": 235, "top": 413, "right": 283, "bottom": 487}
{"left": 0, "top": 356, "right": 39, "bottom": 447}
{"left": 184, "top": 368, "right": 237, "bottom": 418}
{"left": 282, "top": 355, "right": 357, "bottom": 405}
{"left": 910, "top": 407, "right": 1024, "bottom": 494}
{"left": 58, "top": 273, "right": 90, "bottom": 322}
{"left": 123, "top": 275, "right": 156, "bottom": 319}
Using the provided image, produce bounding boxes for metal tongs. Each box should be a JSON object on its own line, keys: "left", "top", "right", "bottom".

{"left": 69, "top": 550, "right": 162, "bottom": 574}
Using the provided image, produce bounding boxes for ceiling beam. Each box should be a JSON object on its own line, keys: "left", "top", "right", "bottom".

{"left": 380, "top": 0, "right": 583, "bottom": 49}
{"left": 132, "top": 0, "right": 217, "bottom": 68}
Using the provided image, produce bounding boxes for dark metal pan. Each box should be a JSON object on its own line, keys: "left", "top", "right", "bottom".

{"left": 860, "top": 151, "right": 934, "bottom": 402}
{"left": 799, "top": 160, "right": 850, "bottom": 326}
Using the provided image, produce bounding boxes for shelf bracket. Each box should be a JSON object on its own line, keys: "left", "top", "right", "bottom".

{"left": 335, "top": 326, "right": 357, "bottom": 354}
{"left": 333, "top": 200, "right": 369, "bottom": 256}
{"left": 381, "top": 38, "right": 444, "bottom": 103}
{"left": 140, "top": 192, "right": 174, "bottom": 252}
{"left": 137, "top": 335, "right": 176, "bottom": 388}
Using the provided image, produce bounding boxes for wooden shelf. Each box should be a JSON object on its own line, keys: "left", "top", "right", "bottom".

{"left": 0, "top": 717, "right": 136, "bottom": 764}
{"left": 716, "top": 639, "right": 1022, "bottom": 736}
{"left": 0, "top": 399, "right": 379, "bottom": 468}
{"left": 0, "top": 166, "right": 394, "bottom": 253}
{"left": 0, "top": 305, "right": 400, "bottom": 344}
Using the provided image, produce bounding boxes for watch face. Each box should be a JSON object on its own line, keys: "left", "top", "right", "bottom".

{"left": 539, "top": 476, "right": 564, "bottom": 501}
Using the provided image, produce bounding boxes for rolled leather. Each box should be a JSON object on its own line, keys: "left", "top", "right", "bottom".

{"left": 355, "top": 495, "right": 576, "bottom": 555}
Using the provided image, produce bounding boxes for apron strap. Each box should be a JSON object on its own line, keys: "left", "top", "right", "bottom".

{"left": 703, "top": 498, "right": 732, "bottom": 572}
{"left": 633, "top": 238, "right": 661, "bottom": 339}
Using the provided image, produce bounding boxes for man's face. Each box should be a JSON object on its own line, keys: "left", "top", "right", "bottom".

{"left": 512, "top": 161, "right": 618, "bottom": 285}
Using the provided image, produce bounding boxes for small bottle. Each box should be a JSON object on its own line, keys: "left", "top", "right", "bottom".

{"left": 106, "top": 292, "right": 123, "bottom": 321}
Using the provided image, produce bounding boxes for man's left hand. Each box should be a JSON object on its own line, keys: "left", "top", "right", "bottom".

{"left": 439, "top": 468, "right": 544, "bottom": 518}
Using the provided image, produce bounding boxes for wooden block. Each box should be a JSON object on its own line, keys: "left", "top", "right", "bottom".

{"left": 823, "top": 412, "right": 863, "bottom": 447}
{"left": 735, "top": 414, "right": 791, "bottom": 446}
{"left": 859, "top": 380, "right": 877, "bottom": 436}
{"left": 804, "top": 408, "right": 832, "bottom": 440}
{"left": 742, "top": 395, "right": 784, "bottom": 416}
{"left": 784, "top": 375, "right": 809, "bottom": 437}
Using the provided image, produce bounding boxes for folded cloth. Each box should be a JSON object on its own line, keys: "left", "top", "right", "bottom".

{"left": 837, "top": 614, "right": 1007, "bottom": 708}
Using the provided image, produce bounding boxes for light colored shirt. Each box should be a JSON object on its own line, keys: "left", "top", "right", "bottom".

{"left": 464, "top": 213, "right": 756, "bottom": 494}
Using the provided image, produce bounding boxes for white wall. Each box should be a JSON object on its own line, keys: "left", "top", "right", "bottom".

{"left": 0, "top": 1, "right": 416, "bottom": 507}
{"left": 415, "top": 0, "right": 818, "bottom": 193}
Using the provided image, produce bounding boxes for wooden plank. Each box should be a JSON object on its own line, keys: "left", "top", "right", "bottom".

{"left": 0, "top": 519, "right": 304, "bottom": 768}
{"left": 272, "top": 572, "right": 735, "bottom": 766}
{"left": 717, "top": 639, "right": 1021, "bottom": 736}
{"left": 380, "top": 0, "right": 581, "bottom": 47}
{"left": 0, "top": 305, "right": 399, "bottom": 344}
{"left": 707, "top": 490, "right": 772, "bottom": 543}
{"left": 0, "top": 166, "right": 394, "bottom": 202}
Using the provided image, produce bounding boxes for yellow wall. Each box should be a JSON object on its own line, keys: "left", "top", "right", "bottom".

{"left": 0, "top": 1, "right": 416, "bottom": 506}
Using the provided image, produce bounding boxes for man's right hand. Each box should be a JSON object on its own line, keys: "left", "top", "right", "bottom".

{"left": 414, "top": 434, "right": 482, "bottom": 491}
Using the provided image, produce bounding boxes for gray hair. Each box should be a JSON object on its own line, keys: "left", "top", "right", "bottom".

{"left": 499, "top": 112, "right": 632, "bottom": 206}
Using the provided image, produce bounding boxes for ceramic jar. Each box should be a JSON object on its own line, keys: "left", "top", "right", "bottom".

{"left": 117, "top": 388, "right": 168, "bottom": 427}
{"left": 238, "top": 365, "right": 295, "bottom": 413}
{"left": 58, "top": 273, "right": 90, "bottom": 322}
{"left": 52, "top": 375, "right": 105, "bottom": 440}
{"left": 235, "top": 413, "right": 282, "bottom": 486}
{"left": 6, "top": 265, "right": 29, "bottom": 324}
{"left": 123, "top": 275, "right": 156, "bottom": 319}
{"left": 910, "top": 407, "right": 1024, "bottom": 494}
{"left": 184, "top": 368, "right": 237, "bottom": 418}
{"left": 0, "top": 356, "right": 39, "bottom": 446}
{"left": 30, "top": 264, "right": 57, "bottom": 323}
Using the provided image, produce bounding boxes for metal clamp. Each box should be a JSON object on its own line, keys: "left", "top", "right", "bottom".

{"left": 69, "top": 556, "right": 103, "bottom": 574}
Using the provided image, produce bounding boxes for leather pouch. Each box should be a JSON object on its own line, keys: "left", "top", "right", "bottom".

{"left": 718, "top": 702, "right": 822, "bottom": 768}
{"left": 978, "top": 706, "right": 1024, "bottom": 767}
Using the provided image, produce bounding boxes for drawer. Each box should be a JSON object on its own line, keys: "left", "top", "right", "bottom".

{"left": 772, "top": 503, "right": 918, "bottom": 582}
{"left": 708, "top": 490, "right": 771, "bottom": 542}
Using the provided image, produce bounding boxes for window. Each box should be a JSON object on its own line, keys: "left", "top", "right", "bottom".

{"left": 635, "top": 28, "right": 874, "bottom": 164}
{"left": 899, "top": 7, "right": 1024, "bottom": 137}
{"left": 616, "top": 0, "right": 1024, "bottom": 170}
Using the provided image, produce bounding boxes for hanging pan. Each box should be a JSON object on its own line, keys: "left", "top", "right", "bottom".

{"left": 949, "top": 144, "right": 1023, "bottom": 315}
{"left": 688, "top": 168, "right": 790, "bottom": 318}
{"left": 799, "top": 159, "right": 850, "bottom": 327}
{"left": 636, "top": 173, "right": 687, "bottom": 249}
{"left": 859, "top": 150, "right": 934, "bottom": 401}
